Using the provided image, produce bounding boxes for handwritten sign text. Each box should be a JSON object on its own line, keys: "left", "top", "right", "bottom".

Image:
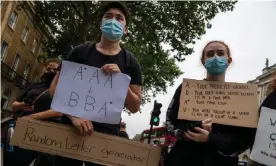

{"left": 51, "top": 61, "right": 131, "bottom": 124}
{"left": 178, "top": 79, "right": 259, "bottom": 127}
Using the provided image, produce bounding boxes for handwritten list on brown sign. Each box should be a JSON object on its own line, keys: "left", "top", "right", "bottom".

{"left": 178, "top": 79, "right": 259, "bottom": 128}
{"left": 11, "top": 118, "right": 161, "bottom": 166}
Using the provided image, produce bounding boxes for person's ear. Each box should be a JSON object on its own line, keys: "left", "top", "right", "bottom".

{"left": 123, "top": 26, "right": 128, "bottom": 35}
{"left": 228, "top": 57, "right": 232, "bottom": 65}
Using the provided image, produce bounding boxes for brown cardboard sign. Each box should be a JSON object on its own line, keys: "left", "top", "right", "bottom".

{"left": 178, "top": 79, "right": 259, "bottom": 128}
{"left": 11, "top": 118, "right": 161, "bottom": 166}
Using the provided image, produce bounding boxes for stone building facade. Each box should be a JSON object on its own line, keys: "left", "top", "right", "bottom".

{"left": 1, "top": 1, "right": 51, "bottom": 118}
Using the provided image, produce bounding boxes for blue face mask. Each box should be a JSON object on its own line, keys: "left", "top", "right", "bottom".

{"left": 204, "top": 56, "right": 228, "bottom": 75}
{"left": 101, "top": 19, "right": 123, "bottom": 41}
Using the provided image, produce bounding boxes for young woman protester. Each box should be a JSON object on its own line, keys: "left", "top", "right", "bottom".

{"left": 248, "top": 73, "right": 276, "bottom": 166}
{"left": 4, "top": 58, "right": 62, "bottom": 166}
{"left": 165, "top": 41, "right": 255, "bottom": 166}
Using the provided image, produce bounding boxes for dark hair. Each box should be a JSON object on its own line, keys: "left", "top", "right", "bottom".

{"left": 201, "top": 40, "right": 231, "bottom": 62}
{"left": 100, "top": 1, "right": 130, "bottom": 26}
{"left": 44, "top": 58, "right": 61, "bottom": 66}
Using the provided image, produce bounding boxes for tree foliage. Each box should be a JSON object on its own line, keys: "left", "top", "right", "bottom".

{"left": 132, "top": 134, "right": 142, "bottom": 141}
{"left": 32, "top": 1, "right": 236, "bottom": 103}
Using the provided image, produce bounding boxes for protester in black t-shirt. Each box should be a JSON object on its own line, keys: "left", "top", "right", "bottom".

{"left": 49, "top": 2, "right": 142, "bottom": 166}
{"left": 4, "top": 58, "right": 61, "bottom": 166}
{"left": 119, "top": 121, "right": 129, "bottom": 139}
{"left": 165, "top": 41, "right": 255, "bottom": 166}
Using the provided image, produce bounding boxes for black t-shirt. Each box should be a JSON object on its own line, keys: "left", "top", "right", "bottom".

{"left": 16, "top": 82, "right": 57, "bottom": 121}
{"left": 60, "top": 43, "right": 142, "bottom": 135}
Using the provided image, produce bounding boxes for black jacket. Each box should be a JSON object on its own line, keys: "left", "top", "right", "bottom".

{"left": 165, "top": 83, "right": 256, "bottom": 166}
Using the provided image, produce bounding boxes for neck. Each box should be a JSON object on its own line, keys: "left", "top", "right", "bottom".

{"left": 206, "top": 72, "right": 226, "bottom": 82}
{"left": 98, "top": 36, "right": 121, "bottom": 51}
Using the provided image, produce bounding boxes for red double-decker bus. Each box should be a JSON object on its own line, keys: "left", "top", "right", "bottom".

{"left": 140, "top": 126, "right": 176, "bottom": 147}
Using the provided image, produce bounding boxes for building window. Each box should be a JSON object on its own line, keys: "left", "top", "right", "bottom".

{"left": 21, "top": 25, "right": 29, "bottom": 43}
{"left": 1, "top": 88, "right": 11, "bottom": 109}
{"left": 8, "top": 11, "right": 18, "bottom": 29}
{"left": 1, "top": 40, "right": 9, "bottom": 61}
{"left": 31, "top": 39, "right": 38, "bottom": 53}
{"left": 9, "top": 53, "right": 21, "bottom": 78}
{"left": 22, "top": 64, "right": 31, "bottom": 86}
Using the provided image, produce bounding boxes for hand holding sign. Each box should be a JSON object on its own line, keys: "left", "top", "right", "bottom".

{"left": 202, "top": 118, "right": 212, "bottom": 132}
{"left": 70, "top": 116, "right": 93, "bottom": 136}
{"left": 185, "top": 127, "right": 210, "bottom": 143}
{"left": 51, "top": 61, "right": 131, "bottom": 124}
{"left": 101, "top": 64, "right": 121, "bottom": 75}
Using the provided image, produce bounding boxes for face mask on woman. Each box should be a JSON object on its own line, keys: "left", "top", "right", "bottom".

{"left": 204, "top": 55, "right": 228, "bottom": 75}
{"left": 101, "top": 18, "right": 123, "bottom": 41}
{"left": 41, "top": 72, "right": 56, "bottom": 84}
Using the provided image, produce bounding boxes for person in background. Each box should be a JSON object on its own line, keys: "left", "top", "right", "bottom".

{"left": 4, "top": 58, "right": 62, "bottom": 166}
{"left": 119, "top": 121, "right": 129, "bottom": 139}
{"left": 165, "top": 41, "right": 255, "bottom": 166}
{"left": 247, "top": 72, "right": 276, "bottom": 166}
{"left": 50, "top": 2, "right": 142, "bottom": 166}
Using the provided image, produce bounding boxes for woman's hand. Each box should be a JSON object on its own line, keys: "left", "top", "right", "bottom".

{"left": 185, "top": 127, "right": 210, "bottom": 143}
{"left": 202, "top": 118, "right": 212, "bottom": 132}
{"left": 12, "top": 101, "right": 34, "bottom": 112}
{"left": 21, "top": 103, "right": 34, "bottom": 112}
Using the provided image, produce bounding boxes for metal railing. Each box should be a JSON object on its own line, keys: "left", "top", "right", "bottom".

{"left": 1, "top": 61, "right": 30, "bottom": 89}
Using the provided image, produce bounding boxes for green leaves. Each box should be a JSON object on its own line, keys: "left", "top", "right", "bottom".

{"left": 33, "top": 1, "right": 236, "bottom": 104}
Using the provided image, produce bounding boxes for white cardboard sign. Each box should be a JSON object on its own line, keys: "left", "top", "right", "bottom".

{"left": 51, "top": 60, "right": 131, "bottom": 124}
{"left": 250, "top": 107, "right": 276, "bottom": 166}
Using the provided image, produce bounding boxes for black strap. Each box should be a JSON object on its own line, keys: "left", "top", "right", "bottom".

{"left": 76, "top": 41, "right": 95, "bottom": 63}
{"left": 123, "top": 49, "right": 132, "bottom": 76}
{"left": 83, "top": 41, "right": 95, "bottom": 60}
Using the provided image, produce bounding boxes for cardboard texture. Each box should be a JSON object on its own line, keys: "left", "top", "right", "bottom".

{"left": 178, "top": 79, "right": 259, "bottom": 128}
{"left": 11, "top": 118, "right": 161, "bottom": 166}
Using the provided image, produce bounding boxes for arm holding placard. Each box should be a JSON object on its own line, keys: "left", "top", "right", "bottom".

{"left": 24, "top": 109, "right": 62, "bottom": 120}
{"left": 166, "top": 84, "right": 211, "bottom": 141}
{"left": 101, "top": 63, "right": 142, "bottom": 113}
{"left": 49, "top": 72, "right": 94, "bottom": 136}
{"left": 49, "top": 48, "right": 94, "bottom": 136}
{"left": 101, "top": 54, "right": 142, "bottom": 114}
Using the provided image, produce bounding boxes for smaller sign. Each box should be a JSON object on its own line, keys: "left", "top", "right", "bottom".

{"left": 51, "top": 60, "right": 131, "bottom": 124}
{"left": 250, "top": 107, "right": 276, "bottom": 166}
{"left": 178, "top": 79, "right": 259, "bottom": 128}
{"left": 11, "top": 118, "right": 161, "bottom": 166}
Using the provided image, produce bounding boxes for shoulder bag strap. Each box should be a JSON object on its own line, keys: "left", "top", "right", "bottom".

{"left": 32, "top": 89, "right": 49, "bottom": 104}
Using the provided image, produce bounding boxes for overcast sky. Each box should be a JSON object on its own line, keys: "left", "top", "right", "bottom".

{"left": 122, "top": 1, "right": 276, "bottom": 139}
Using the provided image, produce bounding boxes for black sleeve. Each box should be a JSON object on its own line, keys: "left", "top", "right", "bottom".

{"left": 16, "top": 84, "right": 34, "bottom": 102}
{"left": 130, "top": 56, "right": 142, "bottom": 85}
{"left": 208, "top": 126, "right": 254, "bottom": 155}
{"left": 166, "top": 84, "right": 182, "bottom": 129}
